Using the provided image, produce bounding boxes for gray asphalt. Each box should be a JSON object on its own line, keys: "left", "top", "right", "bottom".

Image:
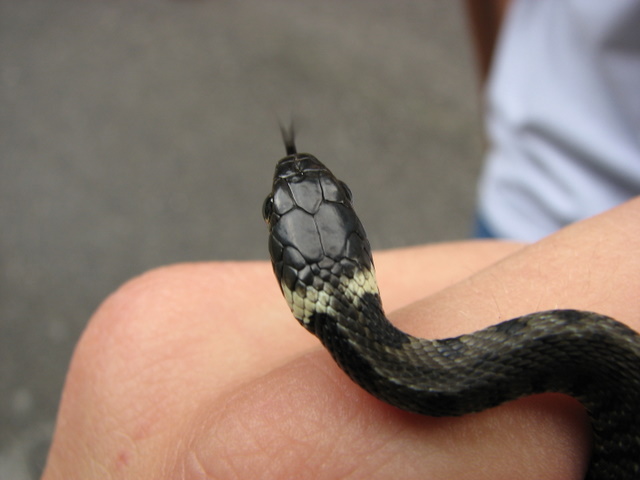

{"left": 0, "top": 1, "right": 483, "bottom": 477}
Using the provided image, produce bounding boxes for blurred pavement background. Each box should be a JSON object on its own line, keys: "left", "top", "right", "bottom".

{"left": 0, "top": 1, "right": 483, "bottom": 477}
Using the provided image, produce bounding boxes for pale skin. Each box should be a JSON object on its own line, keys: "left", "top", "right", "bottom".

{"left": 42, "top": 197, "right": 640, "bottom": 479}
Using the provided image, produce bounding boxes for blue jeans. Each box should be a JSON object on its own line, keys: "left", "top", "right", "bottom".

{"left": 473, "top": 213, "right": 496, "bottom": 239}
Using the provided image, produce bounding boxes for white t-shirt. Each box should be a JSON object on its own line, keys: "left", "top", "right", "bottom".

{"left": 477, "top": 0, "right": 640, "bottom": 241}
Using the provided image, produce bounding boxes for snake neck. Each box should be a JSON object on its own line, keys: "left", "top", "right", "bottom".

{"left": 281, "top": 261, "right": 381, "bottom": 332}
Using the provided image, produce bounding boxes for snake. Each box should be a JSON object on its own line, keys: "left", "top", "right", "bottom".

{"left": 262, "top": 129, "right": 640, "bottom": 479}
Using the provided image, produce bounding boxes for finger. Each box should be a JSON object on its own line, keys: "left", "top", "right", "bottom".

{"left": 398, "top": 197, "right": 640, "bottom": 339}
{"left": 374, "top": 240, "right": 524, "bottom": 312}
{"left": 187, "top": 352, "right": 589, "bottom": 480}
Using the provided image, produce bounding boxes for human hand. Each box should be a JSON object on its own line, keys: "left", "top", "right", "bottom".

{"left": 42, "top": 198, "right": 640, "bottom": 479}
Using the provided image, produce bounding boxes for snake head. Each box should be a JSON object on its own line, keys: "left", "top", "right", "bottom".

{"left": 264, "top": 141, "right": 376, "bottom": 332}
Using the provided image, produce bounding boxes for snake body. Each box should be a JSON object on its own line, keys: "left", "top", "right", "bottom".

{"left": 263, "top": 134, "right": 640, "bottom": 479}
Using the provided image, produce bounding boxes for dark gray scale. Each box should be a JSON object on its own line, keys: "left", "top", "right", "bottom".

{"left": 264, "top": 133, "right": 640, "bottom": 480}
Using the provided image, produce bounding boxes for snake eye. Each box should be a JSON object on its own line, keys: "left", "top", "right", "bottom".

{"left": 262, "top": 195, "right": 274, "bottom": 223}
{"left": 340, "top": 181, "right": 353, "bottom": 203}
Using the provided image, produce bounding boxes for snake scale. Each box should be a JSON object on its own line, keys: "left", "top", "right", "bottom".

{"left": 263, "top": 131, "right": 640, "bottom": 479}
